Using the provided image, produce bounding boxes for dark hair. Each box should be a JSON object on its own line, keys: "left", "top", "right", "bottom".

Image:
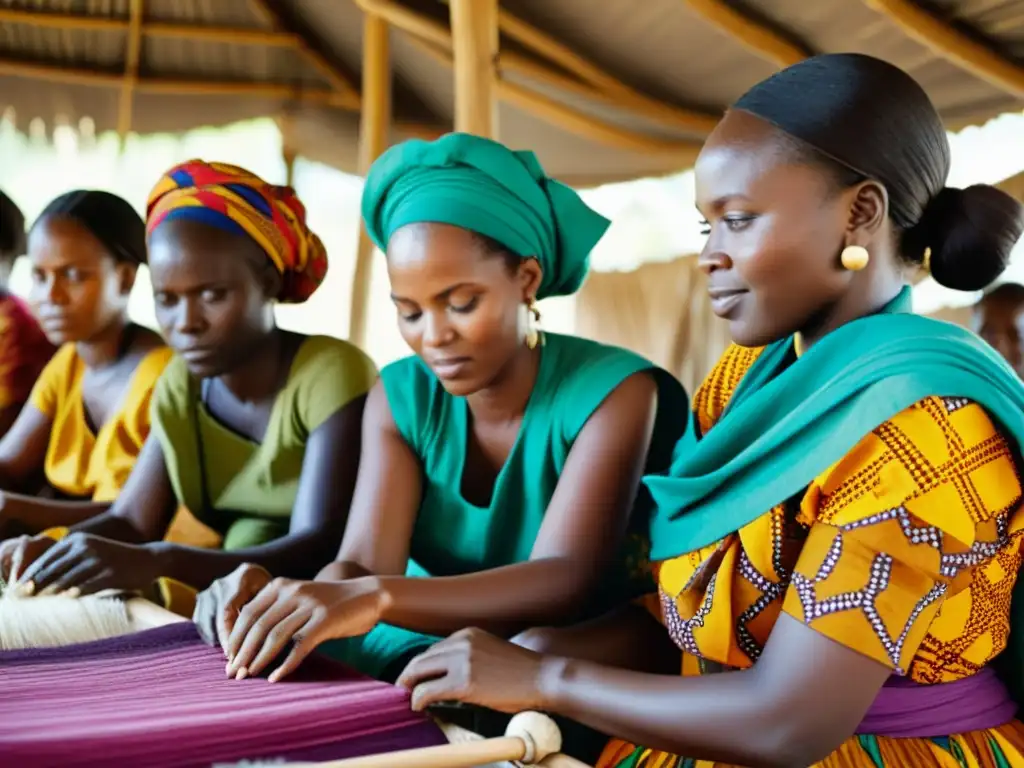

{"left": 33, "top": 190, "right": 147, "bottom": 266}
{"left": 0, "top": 190, "right": 26, "bottom": 263}
{"left": 733, "top": 53, "right": 1024, "bottom": 292}
{"left": 469, "top": 231, "right": 523, "bottom": 274}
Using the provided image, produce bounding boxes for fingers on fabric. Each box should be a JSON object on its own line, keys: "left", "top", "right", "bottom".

{"left": 20, "top": 537, "right": 78, "bottom": 593}
{"left": 225, "top": 577, "right": 292, "bottom": 670}
{"left": 227, "top": 600, "right": 301, "bottom": 678}
{"left": 398, "top": 646, "right": 466, "bottom": 711}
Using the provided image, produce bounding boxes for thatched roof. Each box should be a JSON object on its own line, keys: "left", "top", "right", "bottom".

{"left": 1, "top": 0, "right": 1023, "bottom": 185}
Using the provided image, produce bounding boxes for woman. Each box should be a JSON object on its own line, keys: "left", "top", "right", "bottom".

{"left": 392, "top": 55, "right": 1024, "bottom": 767}
{"left": 192, "top": 134, "right": 690, "bottom": 686}
{"left": 975, "top": 282, "right": 1024, "bottom": 378}
{"left": 1, "top": 161, "right": 375, "bottom": 608}
{"left": 0, "top": 190, "right": 169, "bottom": 537}
{"left": 0, "top": 190, "right": 55, "bottom": 444}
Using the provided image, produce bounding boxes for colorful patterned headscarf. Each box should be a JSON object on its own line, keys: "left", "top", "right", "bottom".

{"left": 146, "top": 160, "right": 327, "bottom": 304}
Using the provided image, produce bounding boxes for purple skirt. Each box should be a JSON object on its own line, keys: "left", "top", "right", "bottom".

{"left": 0, "top": 622, "right": 447, "bottom": 767}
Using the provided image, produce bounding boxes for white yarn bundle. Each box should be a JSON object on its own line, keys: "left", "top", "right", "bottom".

{"left": 0, "top": 585, "right": 134, "bottom": 650}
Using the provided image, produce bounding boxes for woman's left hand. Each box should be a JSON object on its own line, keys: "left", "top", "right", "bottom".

{"left": 396, "top": 628, "right": 555, "bottom": 714}
{"left": 224, "top": 576, "right": 387, "bottom": 682}
{"left": 17, "top": 533, "right": 161, "bottom": 596}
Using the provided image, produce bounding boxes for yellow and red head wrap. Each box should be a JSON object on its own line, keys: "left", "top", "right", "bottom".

{"left": 146, "top": 160, "right": 327, "bottom": 304}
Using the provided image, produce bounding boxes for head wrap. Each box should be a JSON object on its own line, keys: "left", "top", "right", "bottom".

{"left": 361, "top": 133, "right": 609, "bottom": 300}
{"left": 146, "top": 160, "right": 327, "bottom": 304}
{"left": 36, "top": 190, "right": 146, "bottom": 266}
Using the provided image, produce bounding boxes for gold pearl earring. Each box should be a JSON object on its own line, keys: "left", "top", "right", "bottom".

{"left": 525, "top": 298, "right": 542, "bottom": 350}
{"left": 841, "top": 245, "right": 870, "bottom": 271}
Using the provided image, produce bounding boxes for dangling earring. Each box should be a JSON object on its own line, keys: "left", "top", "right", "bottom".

{"left": 840, "top": 245, "right": 870, "bottom": 271}
{"left": 524, "top": 298, "right": 542, "bottom": 350}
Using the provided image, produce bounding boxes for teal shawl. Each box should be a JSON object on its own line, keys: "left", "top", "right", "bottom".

{"left": 646, "top": 286, "right": 1024, "bottom": 699}
{"left": 648, "top": 287, "right": 1024, "bottom": 558}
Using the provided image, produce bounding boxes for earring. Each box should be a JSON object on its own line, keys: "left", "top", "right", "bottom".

{"left": 525, "top": 298, "right": 542, "bottom": 350}
{"left": 840, "top": 245, "right": 870, "bottom": 271}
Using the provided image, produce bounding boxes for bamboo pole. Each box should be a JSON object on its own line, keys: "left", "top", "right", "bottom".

{"left": 353, "top": 0, "right": 717, "bottom": 136}
{"left": 117, "top": 0, "right": 144, "bottom": 140}
{"left": 448, "top": 0, "right": 499, "bottom": 137}
{"left": 348, "top": 14, "right": 392, "bottom": 349}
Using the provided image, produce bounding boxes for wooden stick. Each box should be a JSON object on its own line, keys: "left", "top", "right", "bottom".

{"left": 863, "top": 0, "right": 1024, "bottom": 98}
{"left": 349, "top": 12, "right": 392, "bottom": 349}
{"left": 449, "top": 0, "right": 499, "bottom": 137}
{"left": 285, "top": 712, "right": 588, "bottom": 768}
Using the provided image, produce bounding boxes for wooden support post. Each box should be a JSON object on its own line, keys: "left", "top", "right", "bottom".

{"left": 117, "top": 0, "right": 144, "bottom": 141}
{"left": 449, "top": 0, "right": 499, "bottom": 137}
{"left": 349, "top": 14, "right": 391, "bottom": 348}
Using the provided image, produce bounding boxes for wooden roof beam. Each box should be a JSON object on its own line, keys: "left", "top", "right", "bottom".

{"left": 864, "top": 0, "right": 1024, "bottom": 98}
{"left": 355, "top": 0, "right": 717, "bottom": 135}
{"left": 0, "top": 56, "right": 359, "bottom": 109}
{"left": 681, "top": 0, "right": 810, "bottom": 68}
{"left": 0, "top": 8, "right": 300, "bottom": 47}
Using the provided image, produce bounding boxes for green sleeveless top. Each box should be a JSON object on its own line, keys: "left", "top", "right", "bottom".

{"left": 152, "top": 335, "right": 377, "bottom": 550}
{"left": 324, "top": 332, "right": 689, "bottom": 679}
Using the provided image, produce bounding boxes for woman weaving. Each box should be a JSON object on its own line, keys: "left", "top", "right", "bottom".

{"left": 0, "top": 191, "right": 170, "bottom": 539}
{"left": 391, "top": 55, "right": 1024, "bottom": 767}
{"left": 194, "top": 134, "right": 690, "bottom": 686}
{"left": 2, "top": 162, "right": 376, "bottom": 607}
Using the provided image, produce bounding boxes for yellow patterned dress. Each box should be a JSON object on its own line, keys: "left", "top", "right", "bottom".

{"left": 598, "top": 344, "right": 1024, "bottom": 768}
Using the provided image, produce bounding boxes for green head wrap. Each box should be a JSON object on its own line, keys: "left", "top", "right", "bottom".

{"left": 361, "top": 133, "right": 610, "bottom": 299}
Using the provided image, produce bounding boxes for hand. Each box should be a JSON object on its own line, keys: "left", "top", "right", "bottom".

{"left": 225, "top": 576, "right": 388, "bottom": 683}
{"left": 17, "top": 533, "right": 160, "bottom": 596}
{"left": 0, "top": 535, "right": 56, "bottom": 587}
{"left": 193, "top": 563, "right": 273, "bottom": 652}
{"left": 396, "top": 628, "right": 558, "bottom": 713}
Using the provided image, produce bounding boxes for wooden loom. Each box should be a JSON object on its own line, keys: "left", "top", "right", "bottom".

{"left": 0, "top": 592, "right": 591, "bottom": 768}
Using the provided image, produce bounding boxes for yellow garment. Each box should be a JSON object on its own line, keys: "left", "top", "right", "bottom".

{"left": 30, "top": 344, "right": 172, "bottom": 502}
{"left": 598, "top": 343, "right": 1024, "bottom": 768}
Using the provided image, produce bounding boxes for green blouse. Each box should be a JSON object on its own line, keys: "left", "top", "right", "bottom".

{"left": 326, "top": 332, "right": 688, "bottom": 679}
{"left": 151, "top": 335, "right": 378, "bottom": 550}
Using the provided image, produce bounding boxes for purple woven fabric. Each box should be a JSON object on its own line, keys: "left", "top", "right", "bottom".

{"left": 855, "top": 668, "right": 1018, "bottom": 737}
{"left": 0, "top": 623, "right": 447, "bottom": 767}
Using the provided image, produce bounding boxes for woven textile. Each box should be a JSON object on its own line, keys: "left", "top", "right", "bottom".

{"left": 0, "top": 622, "right": 446, "bottom": 767}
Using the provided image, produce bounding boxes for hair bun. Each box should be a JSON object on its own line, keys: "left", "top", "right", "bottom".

{"left": 902, "top": 184, "right": 1024, "bottom": 291}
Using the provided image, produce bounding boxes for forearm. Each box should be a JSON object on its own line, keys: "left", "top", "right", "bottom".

{"left": 377, "top": 558, "right": 597, "bottom": 637}
{"left": 1, "top": 494, "right": 111, "bottom": 534}
{"left": 316, "top": 560, "right": 374, "bottom": 582}
{"left": 539, "top": 659, "right": 803, "bottom": 768}
{"left": 514, "top": 603, "right": 680, "bottom": 675}
{"left": 151, "top": 530, "right": 336, "bottom": 590}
